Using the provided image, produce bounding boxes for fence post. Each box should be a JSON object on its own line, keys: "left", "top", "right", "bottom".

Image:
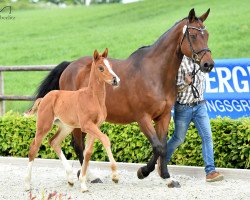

{"left": 0, "top": 71, "right": 5, "bottom": 115}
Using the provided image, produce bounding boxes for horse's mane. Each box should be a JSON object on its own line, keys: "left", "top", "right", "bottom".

{"left": 128, "top": 18, "right": 187, "bottom": 58}
{"left": 129, "top": 45, "right": 151, "bottom": 57}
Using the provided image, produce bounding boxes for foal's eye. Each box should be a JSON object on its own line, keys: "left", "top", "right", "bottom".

{"left": 190, "top": 34, "right": 197, "bottom": 40}
{"left": 98, "top": 66, "right": 104, "bottom": 72}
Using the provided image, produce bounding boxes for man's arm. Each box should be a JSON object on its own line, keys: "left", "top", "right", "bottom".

{"left": 176, "top": 62, "right": 192, "bottom": 92}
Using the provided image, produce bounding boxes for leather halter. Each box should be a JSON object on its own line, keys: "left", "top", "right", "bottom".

{"left": 179, "top": 21, "right": 212, "bottom": 99}
{"left": 180, "top": 21, "right": 211, "bottom": 64}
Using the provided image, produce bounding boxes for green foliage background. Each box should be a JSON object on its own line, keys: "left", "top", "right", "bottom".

{"left": 0, "top": 112, "right": 249, "bottom": 169}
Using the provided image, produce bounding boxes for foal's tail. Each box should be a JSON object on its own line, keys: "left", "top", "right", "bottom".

{"left": 24, "top": 98, "right": 42, "bottom": 116}
{"left": 35, "top": 61, "right": 71, "bottom": 99}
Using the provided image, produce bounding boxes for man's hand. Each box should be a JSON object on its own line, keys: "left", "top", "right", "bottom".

{"left": 185, "top": 73, "right": 192, "bottom": 85}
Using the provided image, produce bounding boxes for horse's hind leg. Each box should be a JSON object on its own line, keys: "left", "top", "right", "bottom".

{"left": 72, "top": 128, "right": 86, "bottom": 166}
{"left": 71, "top": 128, "right": 85, "bottom": 178}
{"left": 49, "top": 124, "right": 74, "bottom": 186}
{"left": 83, "top": 124, "right": 119, "bottom": 183}
{"left": 80, "top": 134, "right": 95, "bottom": 192}
{"left": 25, "top": 119, "right": 53, "bottom": 191}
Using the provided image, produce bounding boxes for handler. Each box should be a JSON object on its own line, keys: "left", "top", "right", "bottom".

{"left": 166, "top": 56, "right": 224, "bottom": 182}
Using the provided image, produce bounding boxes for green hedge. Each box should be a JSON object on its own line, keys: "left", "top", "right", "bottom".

{"left": 0, "top": 112, "right": 249, "bottom": 169}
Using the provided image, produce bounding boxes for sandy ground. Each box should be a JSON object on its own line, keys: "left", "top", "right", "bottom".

{"left": 0, "top": 160, "right": 249, "bottom": 200}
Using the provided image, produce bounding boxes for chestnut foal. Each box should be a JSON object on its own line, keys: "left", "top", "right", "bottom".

{"left": 25, "top": 48, "right": 120, "bottom": 192}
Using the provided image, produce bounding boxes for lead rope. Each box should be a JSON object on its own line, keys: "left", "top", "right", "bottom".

{"left": 189, "top": 60, "right": 201, "bottom": 99}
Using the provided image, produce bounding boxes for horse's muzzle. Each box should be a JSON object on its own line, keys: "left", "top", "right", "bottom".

{"left": 200, "top": 61, "right": 214, "bottom": 73}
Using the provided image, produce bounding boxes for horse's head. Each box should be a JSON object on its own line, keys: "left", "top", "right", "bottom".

{"left": 179, "top": 8, "right": 214, "bottom": 73}
{"left": 93, "top": 48, "right": 120, "bottom": 86}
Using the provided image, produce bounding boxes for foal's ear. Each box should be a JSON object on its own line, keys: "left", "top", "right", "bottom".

{"left": 93, "top": 49, "right": 100, "bottom": 61}
{"left": 188, "top": 8, "right": 196, "bottom": 23}
{"left": 102, "top": 48, "right": 108, "bottom": 58}
{"left": 199, "top": 8, "right": 210, "bottom": 22}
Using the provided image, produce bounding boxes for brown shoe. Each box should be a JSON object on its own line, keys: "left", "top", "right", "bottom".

{"left": 206, "top": 171, "right": 224, "bottom": 182}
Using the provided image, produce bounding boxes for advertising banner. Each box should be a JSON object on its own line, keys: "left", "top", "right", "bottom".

{"left": 204, "top": 58, "right": 250, "bottom": 118}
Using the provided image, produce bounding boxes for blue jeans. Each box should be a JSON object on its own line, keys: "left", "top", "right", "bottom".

{"left": 166, "top": 101, "right": 216, "bottom": 175}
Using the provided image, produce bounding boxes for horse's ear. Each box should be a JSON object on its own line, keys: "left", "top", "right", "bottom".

{"left": 93, "top": 49, "right": 100, "bottom": 61}
{"left": 199, "top": 8, "right": 210, "bottom": 22}
{"left": 188, "top": 8, "right": 196, "bottom": 23}
{"left": 102, "top": 48, "right": 108, "bottom": 58}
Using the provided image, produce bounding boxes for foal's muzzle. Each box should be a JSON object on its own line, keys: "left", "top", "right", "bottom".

{"left": 112, "top": 76, "right": 120, "bottom": 86}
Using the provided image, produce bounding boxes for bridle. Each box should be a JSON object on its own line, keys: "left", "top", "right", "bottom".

{"left": 180, "top": 21, "right": 211, "bottom": 65}
{"left": 179, "top": 20, "right": 212, "bottom": 99}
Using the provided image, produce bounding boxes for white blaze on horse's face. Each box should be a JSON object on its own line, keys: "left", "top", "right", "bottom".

{"left": 183, "top": 25, "right": 187, "bottom": 34}
{"left": 103, "top": 59, "right": 120, "bottom": 86}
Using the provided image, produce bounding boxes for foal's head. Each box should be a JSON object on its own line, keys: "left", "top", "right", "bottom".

{"left": 93, "top": 48, "right": 120, "bottom": 86}
{"left": 179, "top": 8, "right": 214, "bottom": 73}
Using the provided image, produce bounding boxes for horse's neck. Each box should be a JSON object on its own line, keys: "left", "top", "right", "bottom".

{"left": 148, "top": 23, "right": 184, "bottom": 91}
{"left": 88, "top": 62, "right": 106, "bottom": 102}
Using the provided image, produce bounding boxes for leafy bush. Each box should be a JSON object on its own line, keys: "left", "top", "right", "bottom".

{"left": 0, "top": 112, "right": 249, "bottom": 169}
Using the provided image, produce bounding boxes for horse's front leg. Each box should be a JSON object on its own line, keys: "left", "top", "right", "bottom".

{"left": 155, "top": 114, "right": 181, "bottom": 188}
{"left": 137, "top": 115, "right": 166, "bottom": 179}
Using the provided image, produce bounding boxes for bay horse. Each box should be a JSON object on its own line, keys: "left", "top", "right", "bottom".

{"left": 35, "top": 8, "right": 214, "bottom": 187}
{"left": 25, "top": 49, "right": 120, "bottom": 192}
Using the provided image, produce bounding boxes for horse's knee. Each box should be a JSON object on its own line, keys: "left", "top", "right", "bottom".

{"left": 152, "top": 143, "right": 164, "bottom": 157}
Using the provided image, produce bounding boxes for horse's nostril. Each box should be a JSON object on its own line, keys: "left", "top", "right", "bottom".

{"left": 112, "top": 77, "right": 118, "bottom": 85}
{"left": 203, "top": 62, "right": 209, "bottom": 68}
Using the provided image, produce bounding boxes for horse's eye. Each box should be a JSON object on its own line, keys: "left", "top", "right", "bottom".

{"left": 190, "top": 34, "right": 197, "bottom": 40}
{"left": 98, "top": 66, "right": 104, "bottom": 72}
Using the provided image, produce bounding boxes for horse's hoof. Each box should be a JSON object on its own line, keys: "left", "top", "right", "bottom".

{"left": 91, "top": 178, "right": 103, "bottom": 183}
{"left": 137, "top": 168, "right": 146, "bottom": 179}
{"left": 77, "top": 170, "right": 81, "bottom": 179}
{"left": 167, "top": 180, "right": 181, "bottom": 188}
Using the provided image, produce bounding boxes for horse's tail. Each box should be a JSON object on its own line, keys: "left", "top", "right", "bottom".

{"left": 35, "top": 61, "right": 71, "bottom": 99}
{"left": 24, "top": 98, "right": 43, "bottom": 116}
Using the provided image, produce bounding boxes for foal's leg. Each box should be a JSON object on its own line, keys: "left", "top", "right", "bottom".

{"left": 49, "top": 124, "right": 74, "bottom": 185}
{"left": 25, "top": 119, "right": 53, "bottom": 191}
{"left": 80, "top": 134, "right": 95, "bottom": 192}
{"left": 137, "top": 115, "right": 165, "bottom": 179}
{"left": 83, "top": 124, "right": 119, "bottom": 183}
{"left": 72, "top": 129, "right": 102, "bottom": 183}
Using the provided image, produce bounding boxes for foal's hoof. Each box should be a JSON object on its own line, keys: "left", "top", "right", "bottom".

{"left": 24, "top": 184, "right": 31, "bottom": 191}
{"left": 137, "top": 168, "right": 148, "bottom": 179}
{"left": 81, "top": 187, "right": 89, "bottom": 193}
{"left": 112, "top": 174, "right": 119, "bottom": 183}
{"left": 68, "top": 181, "right": 74, "bottom": 187}
{"left": 167, "top": 180, "right": 181, "bottom": 188}
{"left": 91, "top": 178, "right": 103, "bottom": 183}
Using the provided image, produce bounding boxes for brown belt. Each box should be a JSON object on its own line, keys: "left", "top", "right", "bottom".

{"left": 176, "top": 100, "right": 206, "bottom": 107}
